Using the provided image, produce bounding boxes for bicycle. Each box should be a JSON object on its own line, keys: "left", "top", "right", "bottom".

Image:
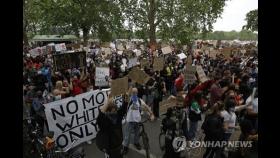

{"left": 51, "top": 139, "right": 85, "bottom": 158}
{"left": 159, "top": 106, "right": 188, "bottom": 158}
{"left": 139, "top": 116, "right": 151, "bottom": 158}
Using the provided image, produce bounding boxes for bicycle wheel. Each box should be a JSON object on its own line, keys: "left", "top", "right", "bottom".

{"left": 142, "top": 133, "right": 150, "bottom": 158}
{"left": 159, "top": 132, "right": 166, "bottom": 151}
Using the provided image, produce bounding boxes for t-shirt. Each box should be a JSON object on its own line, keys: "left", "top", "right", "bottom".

{"left": 126, "top": 98, "right": 146, "bottom": 123}
{"left": 221, "top": 110, "right": 236, "bottom": 133}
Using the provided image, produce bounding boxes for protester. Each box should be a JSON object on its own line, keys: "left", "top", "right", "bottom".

{"left": 188, "top": 91, "right": 203, "bottom": 140}
{"left": 122, "top": 88, "right": 155, "bottom": 155}
{"left": 96, "top": 95, "right": 128, "bottom": 158}
{"left": 202, "top": 102, "right": 225, "bottom": 158}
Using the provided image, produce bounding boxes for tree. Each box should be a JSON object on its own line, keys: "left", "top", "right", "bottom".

{"left": 243, "top": 9, "right": 258, "bottom": 32}
{"left": 120, "top": 0, "right": 226, "bottom": 45}
{"left": 25, "top": 0, "right": 124, "bottom": 45}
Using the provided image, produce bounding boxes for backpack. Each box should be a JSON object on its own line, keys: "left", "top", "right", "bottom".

{"left": 127, "top": 98, "right": 142, "bottom": 114}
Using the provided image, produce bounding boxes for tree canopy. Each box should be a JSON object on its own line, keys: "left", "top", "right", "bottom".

{"left": 243, "top": 9, "right": 258, "bottom": 32}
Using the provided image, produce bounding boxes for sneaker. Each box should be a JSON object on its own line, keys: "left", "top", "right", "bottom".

{"left": 121, "top": 146, "right": 128, "bottom": 155}
{"left": 134, "top": 143, "right": 142, "bottom": 150}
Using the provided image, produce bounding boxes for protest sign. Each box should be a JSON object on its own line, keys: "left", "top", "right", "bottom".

{"left": 135, "top": 49, "right": 142, "bottom": 57}
{"left": 186, "top": 55, "right": 193, "bottom": 66}
{"left": 117, "top": 44, "right": 124, "bottom": 51}
{"left": 128, "top": 67, "right": 150, "bottom": 85}
{"left": 196, "top": 65, "right": 209, "bottom": 83}
{"left": 110, "top": 77, "right": 128, "bottom": 97}
{"left": 29, "top": 47, "right": 41, "bottom": 58}
{"left": 53, "top": 52, "right": 86, "bottom": 71}
{"left": 95, "top": 67, "right": 110, "bottom": 87}
{"left": 153, "top": 57, "right": 165, "bottom": 71}
{"left": 117, "top": 51, "right": 123, "bottom": 55}
{"left": 55, "top": 43, "right": 67, "bottom": 52}
{"left": 162, "top": 46, "right": 172, "bottom": 54}
{"left": 177, "top": 53, "right": 187, "bottom": 59}
{"left": 101, "top": 47, "right": 112, "bottom": 56}
{"left": 222, "top": 48, "right": 232, "bottom": 58}
{"left": 184, "top": 65, "right": 197, "bottom": 83}
{"left": 44, "top": 89, "right": 111, "bottom": 151}
{"left": 127, "top": 58, "right": 138, "bottom": 68}
{"left": 209, "top": 50, "right": 219, "bottom": 59}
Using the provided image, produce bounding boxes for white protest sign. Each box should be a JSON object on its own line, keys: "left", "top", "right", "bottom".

{"left": 177, "top": 53, "right": 187, "bottom": 59}
{"left": 44, "top": 88, "right": 110, "bottom": 151}
{"left": 117, "top": 51, "right": 123, "bottom": 55}
{"left": 55, "top": 44, "right": 62, "bottom": 52}
{"left": 110, "top": 42, "right": 116, "bottom": 49}
{"left": 162, "top": 46, "right": 172, "bottom": 54}
{"left": 117, "top": 44, "right": 124, "bottom": 51}
{"left": 95, "top": 67, "right": 110, "bottom": 87}
{"left": 127, "top": 58, "right": 138, "bottom": 68}
{"left": 60, "top": 43, "right": 67, "bottom": 51}
{"left": 135, "top": 49, "right": 142, "bottom": 57}
{"left": 29, "top": 47, "right": 41, "bottom": 57}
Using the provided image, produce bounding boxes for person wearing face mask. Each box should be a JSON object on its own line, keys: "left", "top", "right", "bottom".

{"left": 220, "top": 99, "right": 237, "bottom": 144}
{"left": 95, "top": 95, "right": 128, "bottom": 158}
{"left": 122, "top": 88, "right": 155, "bottom": 155}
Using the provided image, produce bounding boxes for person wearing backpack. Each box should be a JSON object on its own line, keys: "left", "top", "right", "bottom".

{"left": 202, "top": 102, "right": 225, "bottom": 158}
{"left": 122, "top": 88, "right": 155, "bottom": 155}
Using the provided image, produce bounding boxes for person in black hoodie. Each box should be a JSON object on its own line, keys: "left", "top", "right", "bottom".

{"left": 96, "top": 94, "right": 128, "bottom": 158}
{"left": 202, "top": 101, "right": 225, "bottom": 158}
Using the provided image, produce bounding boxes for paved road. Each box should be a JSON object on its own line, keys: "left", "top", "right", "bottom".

{"left": 83, "top": 105, "right": 241, "bottom": 158}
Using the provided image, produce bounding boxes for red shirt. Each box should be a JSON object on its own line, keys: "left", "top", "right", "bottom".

{"left": 175, "top": 76, "right": 184, "bottom": 91}
{"left": 71, "top": 80, "right": 82, "bottom": 95}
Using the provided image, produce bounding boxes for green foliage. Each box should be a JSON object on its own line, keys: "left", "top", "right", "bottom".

{"left": 243, "top": 9, "right": 258, "bottom": 32}
{"left": 201, "top": 30, "right": 257, "bottom": 40}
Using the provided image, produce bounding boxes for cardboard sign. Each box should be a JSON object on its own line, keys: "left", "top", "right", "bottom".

{"left": 101, "top": 47, "right": 112, "bottom": 56}
{"left": 153, "top": 57, "right": 165, "bottom": 71}
{"left": 222, "top": 48, "right": 232, "bottom": 58}
{"left": 95, "top": 67, "right": 110, "bottom": 87}
{"left": 196, "top": 65, "right": 209, "bottom": 83}
{"left": 101, "top": 42, "right": 110, "bottom": 48}
{"left": 127, "top": 58, "right": 138, "bottom": 68}
{"left": 162, "top": 46, "right": 172, "bottom": 54}
{"left": 111, "top": 77, "right": 128, "bottom": 97}
{"left": 44, "top": 89, "right": 110, "bottom": 151}
{"left": 184, "top": 65, "right": 197, "bottom": 83}
{"left": 128, "top": 67, "right": 150, "bottom": 85}
{"left": 53, "top": 51, "right": 86, "bottom": 71}
{"left": 186, "top": 55, "right": 193, "bottom": 66}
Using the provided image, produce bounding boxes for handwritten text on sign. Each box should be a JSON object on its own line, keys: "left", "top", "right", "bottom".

{"left": 44, "top": 89, "right": 111, "bottom": 150}
{"left": 95, "top": 67, "right": 110, "bottom": 87}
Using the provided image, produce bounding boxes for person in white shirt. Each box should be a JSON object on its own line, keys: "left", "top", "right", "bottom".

{"left": 122, "top": 88, "right": 154, "bottom": 155}
{"left": 221, "top": 99, "right": 237, "bottom": 141}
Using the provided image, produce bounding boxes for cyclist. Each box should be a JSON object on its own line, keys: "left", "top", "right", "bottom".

{"left": 122, "top": 88, "right": 155, "bottom": 155}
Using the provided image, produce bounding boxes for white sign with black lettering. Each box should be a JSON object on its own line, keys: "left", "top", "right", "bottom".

{"left": 44, "top": 89, "right": 111, "bottom": 151}
{"left": 95, "top": 67, "right": 110, "bottom": 87}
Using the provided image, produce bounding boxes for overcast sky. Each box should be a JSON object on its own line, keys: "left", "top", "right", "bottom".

{"left": 213, "top": 0, "right": 258, "bottom": 32}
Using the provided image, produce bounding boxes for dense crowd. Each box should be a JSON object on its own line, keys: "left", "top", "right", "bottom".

{"left": 23, "top": 40, "right": 258, "bottom": 158}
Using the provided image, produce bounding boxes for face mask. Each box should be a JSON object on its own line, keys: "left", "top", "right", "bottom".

{"left": 131, "top": 94, "right": 138, "bottom": 103}
{"left": 229, "top": 107, "right": 235, "bottom": 113}
{"left": 54, "top": 95, "right": 61, "bottom": 101}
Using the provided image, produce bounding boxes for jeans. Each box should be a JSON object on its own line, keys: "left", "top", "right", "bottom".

{"left": 188, "top": 121, "right": 198, "bottom": 140}
{"left": 122, "top": 122, "right": 140, "bottom": 147}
